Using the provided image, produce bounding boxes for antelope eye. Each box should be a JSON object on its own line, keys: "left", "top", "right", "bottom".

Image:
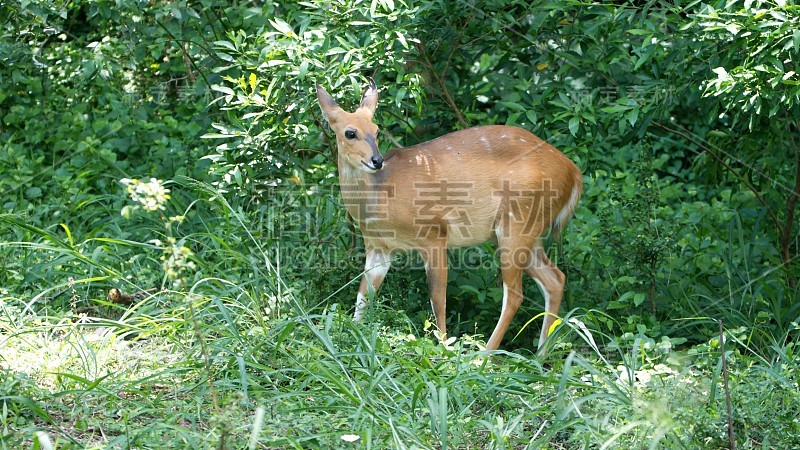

{"left": 344, "top": 130, "right": 357, "bottom": 139}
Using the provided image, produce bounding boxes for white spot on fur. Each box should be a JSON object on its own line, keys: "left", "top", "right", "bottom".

{"left": 414, "top": 154, "right": 433, "bottom": 174}
{"left": 355, "top": 293, "right": 368, "bottom": 321}
{"left": 533, "top": 279, "right": 551, "bottom": 348}
{"left": 554, "top": 180, "right": 581, "bottom": 231}
{"left": 480, "top": 136, "right": 491, "bottom": 151}
{"left": 500, "top": 282, "right": 509, "bottom": 318}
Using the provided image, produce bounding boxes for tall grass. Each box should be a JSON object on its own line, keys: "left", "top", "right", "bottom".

{"left": 2, "top": 178, "right": 799, "bottom": 449}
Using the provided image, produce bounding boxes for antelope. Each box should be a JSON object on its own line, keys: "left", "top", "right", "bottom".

{"left": 316, "top": 79, "right": 582, "bottom": 350}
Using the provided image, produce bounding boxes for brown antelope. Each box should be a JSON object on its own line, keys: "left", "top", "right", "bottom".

{"left": 317, "top": 79, "right": 582, "bottom": 350}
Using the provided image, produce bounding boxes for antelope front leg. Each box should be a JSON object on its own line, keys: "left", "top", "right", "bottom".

{"left": 422, "top": 245, "right": 449, "bottom": 343}
{"left": 355, "top": 249, "right": 391, "bottom": 321}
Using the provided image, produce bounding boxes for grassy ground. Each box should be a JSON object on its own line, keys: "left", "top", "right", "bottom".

{"left": 2, "top": 179, "right": 799, "bottom": 449}
{"left": 3, "top": 298, "right": 798, "bottom": 449}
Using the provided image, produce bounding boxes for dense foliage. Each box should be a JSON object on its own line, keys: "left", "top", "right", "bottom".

{"left": 1, "top": 0, "right": 798, "bottom": 448}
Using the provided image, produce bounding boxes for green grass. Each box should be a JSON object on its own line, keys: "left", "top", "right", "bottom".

{"left": 2, "top": 179, "right": 799, "bottom": 449}
{"left": 4, "top": 297, "right": 799, "bottom": 449}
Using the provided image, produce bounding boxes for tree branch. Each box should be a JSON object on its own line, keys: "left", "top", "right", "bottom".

{"left": 654, "top": 122, "right": 782, "bottom": 232}
{"left": 780, "top": 108, "right": 800, "bottom": 287}
{"left": 415, "top": 41, "right": 468, "bottom": 129}
{"left": 782, "top": 108, "right": 800, "bottom": 234}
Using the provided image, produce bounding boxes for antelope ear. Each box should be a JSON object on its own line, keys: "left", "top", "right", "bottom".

{"left": 357, "top": 77, "right": 378, "bottom": 120}
{"left": 316, "top": 84, "right": 344, "bottom": 124}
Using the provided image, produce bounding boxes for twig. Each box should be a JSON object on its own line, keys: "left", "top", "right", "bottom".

{"left": 654, "top": 122, "right": 781, "bottom": 232}
{"left": 415, "top": 42, "right": 468, "bottom": 129}
{"left": 780, "top": 108, "right": 800, "bottom": 288}
{"left": 657, "top": 120, "right": 798, "bottom": 287}
{"left": 188, "top": 295, "right": 219, "bottom": 411}
{"left": 382, "top": 109, "right": 423, "bottom": 143}
{"left": 379, "top": 128, "right": 403, "bottom": 149}
{"left": 154, "top": 18, "right": 212, "bottom": 89}
{"left": 180, "top": 37, "right": 197, "bottom": 84}
{"left": 441, "top": 10, "right": 474, "bottom": 88}
{"left": 718, "top": 319, "right": 736, "bottom": 450}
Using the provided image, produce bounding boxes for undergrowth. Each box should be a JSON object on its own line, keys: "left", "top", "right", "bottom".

{"left": 2, "top": 179, "right": 798, "bottom": 449}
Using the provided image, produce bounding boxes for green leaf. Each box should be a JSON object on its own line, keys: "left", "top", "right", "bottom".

{"left": 26, "top": 186, "right": 42, "bottom": 199}
{"left": 395, "top": 87, "right": 407, "bottom": 107}
{"left": 270, "top": 18, "right": 293, "bottom": 36}
{"left": 214, "top": 40, "right": 237, "bottom": 51}
{"left": 601, "top": 104, "right": 632, "bottom": 113}
{"left": 212, "top": 85, "right": 235, "bottom": 96}
{"left": 499, "top": 101, "right": 526, "bottom": 112}
{"left": 505, "top": 112, "right": 521, "bottom": 126}
{"left": 626, "top": 108, "right": 639, "bottom": 127}
{"left": 568, "top": 117, "right": 580, "bottom": 136}
{"left": 396, "top": 31, "right": 408, "bottom": 48}
{"left": 724, "top": 23, "right": 740, "bottom": 36}
{"left": 633, "top": 44, "right": 658, "bottom": 71}
{"left": 299, "top": 60, "right": 309, "bottom": 79}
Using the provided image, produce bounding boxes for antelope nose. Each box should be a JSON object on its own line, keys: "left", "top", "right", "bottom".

{"left": 371, "top": 155, "right": 384, "bottom": 170}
